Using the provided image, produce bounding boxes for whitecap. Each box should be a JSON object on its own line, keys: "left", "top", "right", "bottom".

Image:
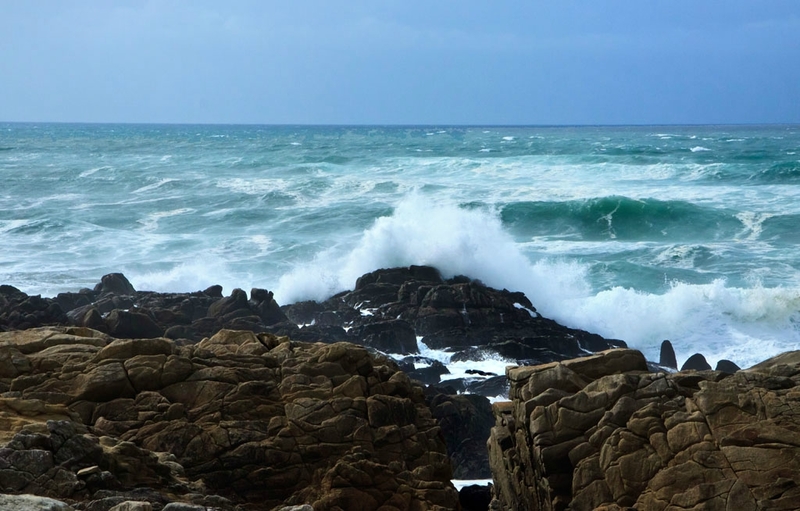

{"left": 132, "top": 178, "right": 178, "bottom": 194}
{"left": 129, "top": 259, "right": 239, "bottom": 295}
{"left": 273, "top": 195, "right": 591, "bottom": 315}
{"left": 735, "top": 211, "right": 774, "bottom": 241}
{"left": 137, "top": 208, "right": 195, "bottom": 231}
{"left": 79, "top": 166, "right": 111, "bottom": 178}
{"left": 690, "top": 146, "right": 711, "bottom": 152}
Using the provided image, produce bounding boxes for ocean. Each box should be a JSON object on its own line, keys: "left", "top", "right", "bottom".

{"left": 2, "top": 123, "right": 800, "bottom": 369}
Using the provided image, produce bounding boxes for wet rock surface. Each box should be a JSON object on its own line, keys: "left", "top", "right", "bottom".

{"left": 488, "top": 348, "right": 800, "bottom": 511}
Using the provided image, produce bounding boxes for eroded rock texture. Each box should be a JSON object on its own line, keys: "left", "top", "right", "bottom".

{"left": 488, "top": 349, "right": 800, "bottom": 511}
{"left": 0, "top": 327, "right": 459, "bottom": 511}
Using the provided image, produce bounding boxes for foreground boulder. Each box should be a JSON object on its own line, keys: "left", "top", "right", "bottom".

{"left": 0, "top": 327, "right": 460, "bottom": 510}
{"left": 488, "top": 348, "right": 800, "bottom": 510}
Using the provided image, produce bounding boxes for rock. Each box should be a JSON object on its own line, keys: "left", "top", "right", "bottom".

{"left": 207, "top": 288, "right": 248, "bottom": 318}
{"left": 0, "top": 494, "right": 74, "bottom": 510}
{"left": 0, "top": 327, "right": 460, "bottom": 510}
{"left": 95, "top": 273, "right": 136, "bottom": 297}
{"left": 202, "top": 285, "right": 223, "bottom": 298}
{"left": 1, "top": 288, "right": 68, "bottom": 331}
{"left": 249, "top": 288, "right": 288, "bottom": 325}
{"left": 715, "top": 359, "right": 741, "bottom": 373}
{"left": 161, "top": 504, "right": 206, "bottom": 511}
{"left": 488, "top": 348, "right": 800, "bottom": 511}
{"left": 354, "top": 319, "right": 418, "bottom": 354}
{"left": 66, "top": 305, "right": 107, "bottom": 332}
{"left": 281, "top": 300, "right": 325, "bottom": 325}
{"left": 659, "top": 339, "right": 677, "bottom": 369}
{"left": 429, "top": 393, "right": 494, "bottom": 479}
{"left": 108, "top": 502, "right": 152, "bottom": 511}
{"left": 406, "top": 358, "right": 450, "bottom": 385}
{"left": 680, "top": 352, "right": 712, "bottom": 371}
{"left": 459, "top": 484, "right": 492, "bottom": 511}
{"left": 105, "top": 310, "right": 163, "bottom": 339}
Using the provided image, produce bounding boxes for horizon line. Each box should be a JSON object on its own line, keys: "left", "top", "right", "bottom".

{"left": 2, "top": 120, "right": 800, "bottom": 129}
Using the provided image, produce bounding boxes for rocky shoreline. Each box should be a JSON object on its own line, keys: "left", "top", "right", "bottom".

{"left": 1, "top": 267, "right": 795, "bottom": 510}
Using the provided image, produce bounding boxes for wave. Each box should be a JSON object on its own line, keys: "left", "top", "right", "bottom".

{"left": 273, "top": 195, "right": 591, "bottom": 309}
{"left": 751, "top": 161, "right": 800, "bottom": 183}
{"left": 272, "top": 197, "right": 800, "bottom": 369}
{"left": 500, "top": 197, "right": 741, "bottom": 241}
{"left": 557, "top": 280, "right": 800, "bottom": 369}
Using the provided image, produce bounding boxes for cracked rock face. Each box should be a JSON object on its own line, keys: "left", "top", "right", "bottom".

{"left": 0, "top": 327, "right": 459, "bottom": 511}
{"left": 488, "top": 348, "right": 800, "bottom": 511}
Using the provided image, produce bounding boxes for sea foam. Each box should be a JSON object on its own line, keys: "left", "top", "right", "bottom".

{"left": 274, "top": 197, "right": 800, "bottom": 369}
{"left": 274, "top": 196, "right": 591, "bottom": 310}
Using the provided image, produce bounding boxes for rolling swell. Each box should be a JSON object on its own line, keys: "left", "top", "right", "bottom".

{"left": 501, "top": 196, "right": 742, "bottom": 241}
{"left": 752, "top": 161, "right": 800, "bottom": 183}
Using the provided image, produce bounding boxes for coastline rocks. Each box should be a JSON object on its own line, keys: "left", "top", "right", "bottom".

{"left": 283, "top": 266, "right": 626, "bottom": 373}
{"left": 40, "top": 274, "right": 292, "bottom": 343}
{"left": 2, "top": 268, "right": 632, "bottom": 494}
{"left": 4, "top": 269, "right": 625, "bottom": 387}
{"left": 1, "top": 286, "right": 68, "bottom": 332}
{"left": 0, "top": 327, "right": 459, "bottom": 510}
{"left": 488, "top": 348, "right": 800, "bottom": 510}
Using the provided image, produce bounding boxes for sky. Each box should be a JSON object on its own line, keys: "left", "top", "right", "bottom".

{"left": 1, "top": 1, "right": 799, "bottom": 125}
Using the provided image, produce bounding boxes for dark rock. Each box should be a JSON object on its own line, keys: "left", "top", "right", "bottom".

{"left": 465, "top": 375, "right": 508, "bottom": 398}
{"left": 289, "top": 324, "right": 350, "bottom": 344}
{"left": 0, "top": 284, "right": 24, "bottom": 295}
{"left": 459, "top": 484, "right": 493, "bottom": 511}
{"left": 660, "top": 339, "right": 678, "bottom": 369}
{"left": 355, "top": 265, "right": 442, "bottom": 290}
{"left": 105, "top": 310, "right": 164, "bottom": 339}
{"left": 207, "top": 288, "right": 248, "bottom": 318}
{"left": 354, "top": 319, "right": 418, "bottom": 354}
{"left": 67, "top": 305, "right": 108, "bottom": 332}
{"left": 281, "top": 300, "right": 325, "bottom": 325}
{"left": 55, "top": 291, "right": 92, "bottom": 313}
{"left": 249, "top": 290, "right": 288, "bottom": 326}
{"left": 203, "top": 285, "right": 223, "bottom": 298}
{"left": 345, "top": 283, "right": 402, "bottom": 309}
{"left": 681, "top": 352, "right": 712, "bottom": 371}
{"left": 466, "top": 369, "right": 497, "bottom": 376}
{"left": 164, "top": 325, "right": 197, "bottom": 341}
{"left": 716, "top": 359, "right": 741, "bottom": 373}
{"left": 429, "top": 393, "right": 494, "bottom": 479}
{"left": 407, "top": 360, "right": 450, "bottom": 385}
{"left": 96, "top": 273, "right": 136, "bottom": 297}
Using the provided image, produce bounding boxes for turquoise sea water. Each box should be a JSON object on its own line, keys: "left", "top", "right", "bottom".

{"left": 2, "top": 123, "right": 800, "bottom": 367}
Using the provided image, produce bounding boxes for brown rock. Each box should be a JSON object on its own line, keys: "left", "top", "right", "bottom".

{"left": 489, "top": 348, "right": 800, "bottom": 511}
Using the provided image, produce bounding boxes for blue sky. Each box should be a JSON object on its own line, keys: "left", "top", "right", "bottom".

{"left": 1, "top": 1, "right": 799, "bottom": 125}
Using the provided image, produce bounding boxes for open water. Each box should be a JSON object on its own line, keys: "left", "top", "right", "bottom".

{"left": 2, "top": 123, "right": 800, "bottom": 368}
